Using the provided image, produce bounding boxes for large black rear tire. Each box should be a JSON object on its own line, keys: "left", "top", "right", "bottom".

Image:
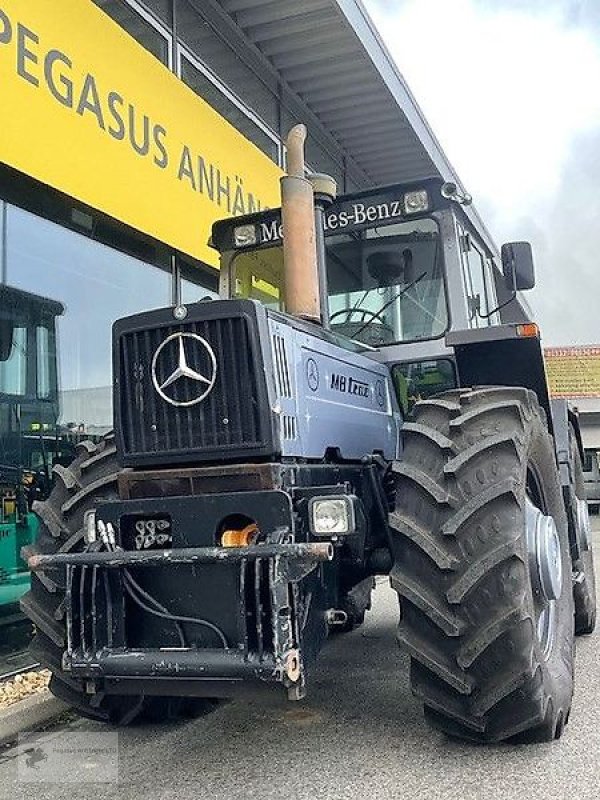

{"left": 20, "top": 435, "right": 215, "bottom": 724}
{"left": 390, "top": 387, "right": 574, "bottom": 743}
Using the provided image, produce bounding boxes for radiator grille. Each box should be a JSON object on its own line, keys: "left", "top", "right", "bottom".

{"left": 117, "top": 313, "right": 271, "bottom": 464}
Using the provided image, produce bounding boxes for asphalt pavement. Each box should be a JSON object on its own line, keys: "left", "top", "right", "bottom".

{"left": 1, "top": 527, "right": 600, "bottom": 800}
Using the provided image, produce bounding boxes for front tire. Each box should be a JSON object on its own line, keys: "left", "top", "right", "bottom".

{"left": 390, "top": 387, "right": 574, "bottom": 743}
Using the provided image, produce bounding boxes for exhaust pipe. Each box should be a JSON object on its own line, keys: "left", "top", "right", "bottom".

{"left": 281, "top": 125, "right": 321, "bottom": 323}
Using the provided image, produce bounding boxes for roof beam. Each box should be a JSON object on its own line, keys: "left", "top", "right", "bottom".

{"left": 233, "top": 0, "right": 331, "bottom": 30}
{"left": 290, "top": 70, "right": 381, "bottom": 97}
{"left": 358, "top": 154, "right": 433, "bottom": 173}
{"left": 245, "top": 9, "right": 337, "bottom": 44}
{"left": 280, "top": 55, "right": 369, "bottom": 84}
{"left": 332, "top": 118, "right": 410, "bottom": 140}
{"left": 316, "top": 105, "right": 401, "bottom": 127}
{"left": 348, "top": 141, "right": 427, "bottom": 160}
{"left": 271, "top": 42, "right": 358, "bottom": 71}
{"left": 258, "top": 27, "right": 341, "bottom": 57}
{"left": 306, "top": 90, "right": 388, "bottom": 114}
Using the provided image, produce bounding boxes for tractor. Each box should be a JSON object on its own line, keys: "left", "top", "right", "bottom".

{"left": 0, "top": 285, "right": 67, "bottom": 620}
{"left": 22, "top": 127, "right": 595, "bottom": 742}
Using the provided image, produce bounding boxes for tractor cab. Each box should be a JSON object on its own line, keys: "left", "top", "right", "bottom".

{"left": 212, "top": 176, "right": 540, "bottom": 415}
{"left": 213, "top": 179, "right": 447, "bottom": 349}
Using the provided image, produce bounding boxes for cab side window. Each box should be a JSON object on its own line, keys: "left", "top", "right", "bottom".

{"left": 483, "top": 258, "right": 501, "bottom": 326}
{"left": 458, "top": 225, "right": 499, "bottom": 328}
{"left": 393, "top": 359, "right": 457, "bottom": 416}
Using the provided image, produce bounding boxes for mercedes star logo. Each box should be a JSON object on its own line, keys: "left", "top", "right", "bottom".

{"left": 306, "top": 357, "right": 319, "bottom": 392}
{"left": 151, "top": 332, "right": 217, "bottom": 407}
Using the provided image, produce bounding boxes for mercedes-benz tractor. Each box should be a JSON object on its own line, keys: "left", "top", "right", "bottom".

{"left": 22, "top": 127, "right": 595, "bottom": 743}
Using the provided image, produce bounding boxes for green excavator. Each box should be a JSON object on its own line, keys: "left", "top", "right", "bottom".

{"left": 0, "top": 284, "right": 67, "bottom": 617}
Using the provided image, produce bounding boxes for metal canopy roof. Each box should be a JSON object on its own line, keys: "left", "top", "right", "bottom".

{"left": 212, "top": 0, "right": 499, "bottom": 256}
{"left": 215, "top": 0, "right": 450, "bottom": 186}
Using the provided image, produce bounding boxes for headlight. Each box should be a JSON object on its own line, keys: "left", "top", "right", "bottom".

{"left": 403, "top": 190, "right": 429, "bottom": 214}
{"left": 309, "top": 496, "right": 356, "bottom": 536}
{"left": 233, "top": 224, "right": 257, "bottom": 247}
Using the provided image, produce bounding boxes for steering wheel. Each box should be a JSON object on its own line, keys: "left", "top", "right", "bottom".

{"left": 329, "top": 307, "right": 394, "bottom": 335}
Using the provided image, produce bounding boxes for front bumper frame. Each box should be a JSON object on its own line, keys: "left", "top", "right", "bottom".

{"left": 25, "top": 488, "right": 333, "bottom": 700}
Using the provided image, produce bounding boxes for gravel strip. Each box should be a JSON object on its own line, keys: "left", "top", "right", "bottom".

{"left": 0, "top": 670, "right": 50, "bottom": 710}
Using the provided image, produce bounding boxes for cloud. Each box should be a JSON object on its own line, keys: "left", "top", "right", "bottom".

{"left": 518, "top": 127, "right": 600, "bottom": 345}
{"left": 366, "top": 0, "right": 600, "bottom": 344}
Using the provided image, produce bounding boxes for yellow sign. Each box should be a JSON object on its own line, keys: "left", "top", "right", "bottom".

{"left": 0, "top": 0, "right": 282, "bottom": 265}
{"left": 544, "top": 347, "right": 600, "bottom": 398}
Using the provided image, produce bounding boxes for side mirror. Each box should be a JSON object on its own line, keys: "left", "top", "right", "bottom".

{"left": 501, "top": 241, "right": 535, "bottom": 291}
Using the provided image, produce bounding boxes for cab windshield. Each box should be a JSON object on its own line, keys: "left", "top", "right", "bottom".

{"left": 326, "top": 218, "right": 447, "bottom": 347}
{"left": 229, "top": 217, "right": 448, "bottom": 347}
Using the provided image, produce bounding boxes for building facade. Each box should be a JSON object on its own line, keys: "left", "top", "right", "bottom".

{"left": 0, "top": 0, "right": 507, "bottom": 453}
{"left": 545, "top": 345, "right": 600, "bottom": 505}
{"left": 0, "top": 0, "right": 374, "bottom": 442}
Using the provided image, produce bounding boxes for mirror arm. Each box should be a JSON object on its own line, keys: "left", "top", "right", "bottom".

{"left": 478, "top": 291, "right": 516, "bottom": 319}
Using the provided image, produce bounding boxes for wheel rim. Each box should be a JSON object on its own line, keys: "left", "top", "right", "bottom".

{"left": 525, "top": 496, "right": 563, "bottom": 659}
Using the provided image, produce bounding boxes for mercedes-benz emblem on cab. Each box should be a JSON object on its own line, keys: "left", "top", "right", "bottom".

{"left": 151, "top": 332, "right": 217, "bottom": 407}
{"left": 306, "top": 357, "right": 320, "bottom": 392}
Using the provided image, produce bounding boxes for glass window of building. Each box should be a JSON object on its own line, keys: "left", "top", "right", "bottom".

{"left": 92, "top": 0, "right": 170, "bottom": 64}
{"left": 176, "top": 0, "right": 279, "bottom": 132}
{"left": 4, "top": 205, "right": 171, "bottom": 441}
{"left": 140, "top": 0, "right": 172, "bottom": 25}
{"left": 179, "top": 258, "right": 219, "bottom": 305}
{"left": 0, "top": 202, "right": 5, "bottom": 281}
{"left": 181, "top": 55, "right": 279, "bottom": 163}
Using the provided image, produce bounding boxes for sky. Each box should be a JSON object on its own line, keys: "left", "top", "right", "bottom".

{"left": 365, "top": 0, "right": 600, "bottom": 346}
